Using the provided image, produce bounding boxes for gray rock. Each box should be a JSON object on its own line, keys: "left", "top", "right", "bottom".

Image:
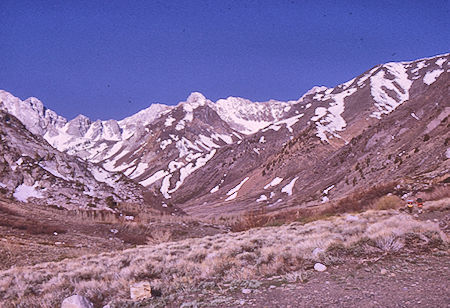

{"left": 61, "top": 295, "right": 93, "bottom": 308}
{"left": 242, "top": 288, "right": 252, "bottom": 294}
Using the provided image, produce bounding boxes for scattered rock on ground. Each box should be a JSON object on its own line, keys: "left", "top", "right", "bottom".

{"left": 242, "top": 288, "right": 252, "bottom": 294}
{"left": 130, "top": 281, "right": 152, "bottom": 300}
{"left": 380, "top": 268, "right": 388, "bottom": 275}
{"left": 346, "top": 215, "right": 359, "bottom": 222}
{"left": 61, "top": 295, "right": 93, "bottom": 308}
{"left": 314, "top": 263, "right": 327, "bottom": 272}
{"left": 312, "top": 247, "right": 325, "bottom": 259}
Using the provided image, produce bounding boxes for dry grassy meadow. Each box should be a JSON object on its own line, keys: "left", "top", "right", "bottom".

{"left": 0, "top": 203, "right": 447, "bottom": 307}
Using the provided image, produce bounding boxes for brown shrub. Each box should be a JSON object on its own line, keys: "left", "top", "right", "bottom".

{"left": 147, "top": 229, "right": 173, "bottom": 245}
{"left": 371, "top": 195, "right": 402, "bottom": 210}
{"left": 335, "top": 182, "right": 398, "bottom": 213}
{"left": 25, "top": 223, "right": 67, "bottom": 235}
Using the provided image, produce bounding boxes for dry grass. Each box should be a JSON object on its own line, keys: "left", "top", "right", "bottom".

{"left": 146, "top": 229, "right": 173, "bottom": 245}
{"left": 0, "top": 210, "right": 445, "bottom": 307}
{"left": 423, "top": 197, "right": 450, "bottom": 212}
{"left": 0, "top": 203, "right": 67, "bottom": 235}
{"left": 418, "top": 185, "right": 450, "bottom": 201}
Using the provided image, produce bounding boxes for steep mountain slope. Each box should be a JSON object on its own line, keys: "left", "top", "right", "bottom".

{"left": 0, "top": 111, "right": 157, "bottom": 209}
{"left": 171, "top": 54, "right": 449, "bottom": 215}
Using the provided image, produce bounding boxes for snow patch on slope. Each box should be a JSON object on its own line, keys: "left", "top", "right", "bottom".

{"left": 167, "top": 150, "right": 216, "bottom": 196}
{"left": 423, "top": 69, "right": 444, "bottom": 85}
{"left": 13, "top": 183, "right": 44, "bottom": 202}
{"left": 38, "top": 163, "right": 71, "bottom": 181}
{"left": 139, "top": 170, "right": 169, "bottom": 187}
{"left": 90, "top": 167, "right": 119, "bottom": 188}
{"left": 311, "top": 87, "right": 357, "bottom": 142}
{"left": 264, "top": 177, "right": 283, "bottom": 189}
{"left": 263, "top": 114, "right": 304, "bottom": 133}
{"left": 256, "top": 194, "right": 268, "bottom": 202}
{"left": 370, "top": 63, "right": 413, "bottom": 119}
{"left": 212, "top": 96, "right": 292, "bottom": 134}
{"left": 281, "top": 177, "right": 298, "bottom": 196}
{"left": 210, "top": 185, "right": 220, "bottom": 193}
{"left": 225, "top": 177, "right": 249, "bottom": 201}
{"left": 165, "top": 116, "right": 176, "bottom": 127}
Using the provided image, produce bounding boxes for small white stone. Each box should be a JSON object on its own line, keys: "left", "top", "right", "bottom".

{"left": 242, "top": 288, "right": 252, "bottom": 294}
{"left": 314, "top": 263, "right": 327, "bottom": 272}
{"left": 380, "top": 268, "right": 388, "bottom": 275}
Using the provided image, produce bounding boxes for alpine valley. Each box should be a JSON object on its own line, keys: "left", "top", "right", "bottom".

{"left": 1, "top": 53, "right": 448, "bottom": 215}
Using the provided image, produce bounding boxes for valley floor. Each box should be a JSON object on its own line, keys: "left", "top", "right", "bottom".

{"left": 0, "top": 196, "right": 225, "bottom": 270}
{"left": 0, "top": 196, "right": 448, "bottom": 307}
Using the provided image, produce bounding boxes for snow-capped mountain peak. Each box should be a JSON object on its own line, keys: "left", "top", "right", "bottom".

{"left": 211, "top": 96, "right": 293, "bottom": 134}
{"left": 185, "top": 92, "right": 208, "bottom": 106}
{"left": 0, "top": 90, "right": 67, "bottom": 136}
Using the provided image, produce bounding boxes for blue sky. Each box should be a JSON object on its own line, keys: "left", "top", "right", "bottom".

{"left": 1, "top": 0, "right": 449, "bottom": 120}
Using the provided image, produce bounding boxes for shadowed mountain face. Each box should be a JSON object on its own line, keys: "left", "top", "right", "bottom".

{"left": 0, "top": 54, "right": 448, "bottom": 214}
{"left": 0, "top": 111, "right": 161, "bottom": 210}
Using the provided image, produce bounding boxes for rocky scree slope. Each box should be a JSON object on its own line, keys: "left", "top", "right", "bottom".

{"left": 0, "top": 111, "right": 157, "bottom": 209}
